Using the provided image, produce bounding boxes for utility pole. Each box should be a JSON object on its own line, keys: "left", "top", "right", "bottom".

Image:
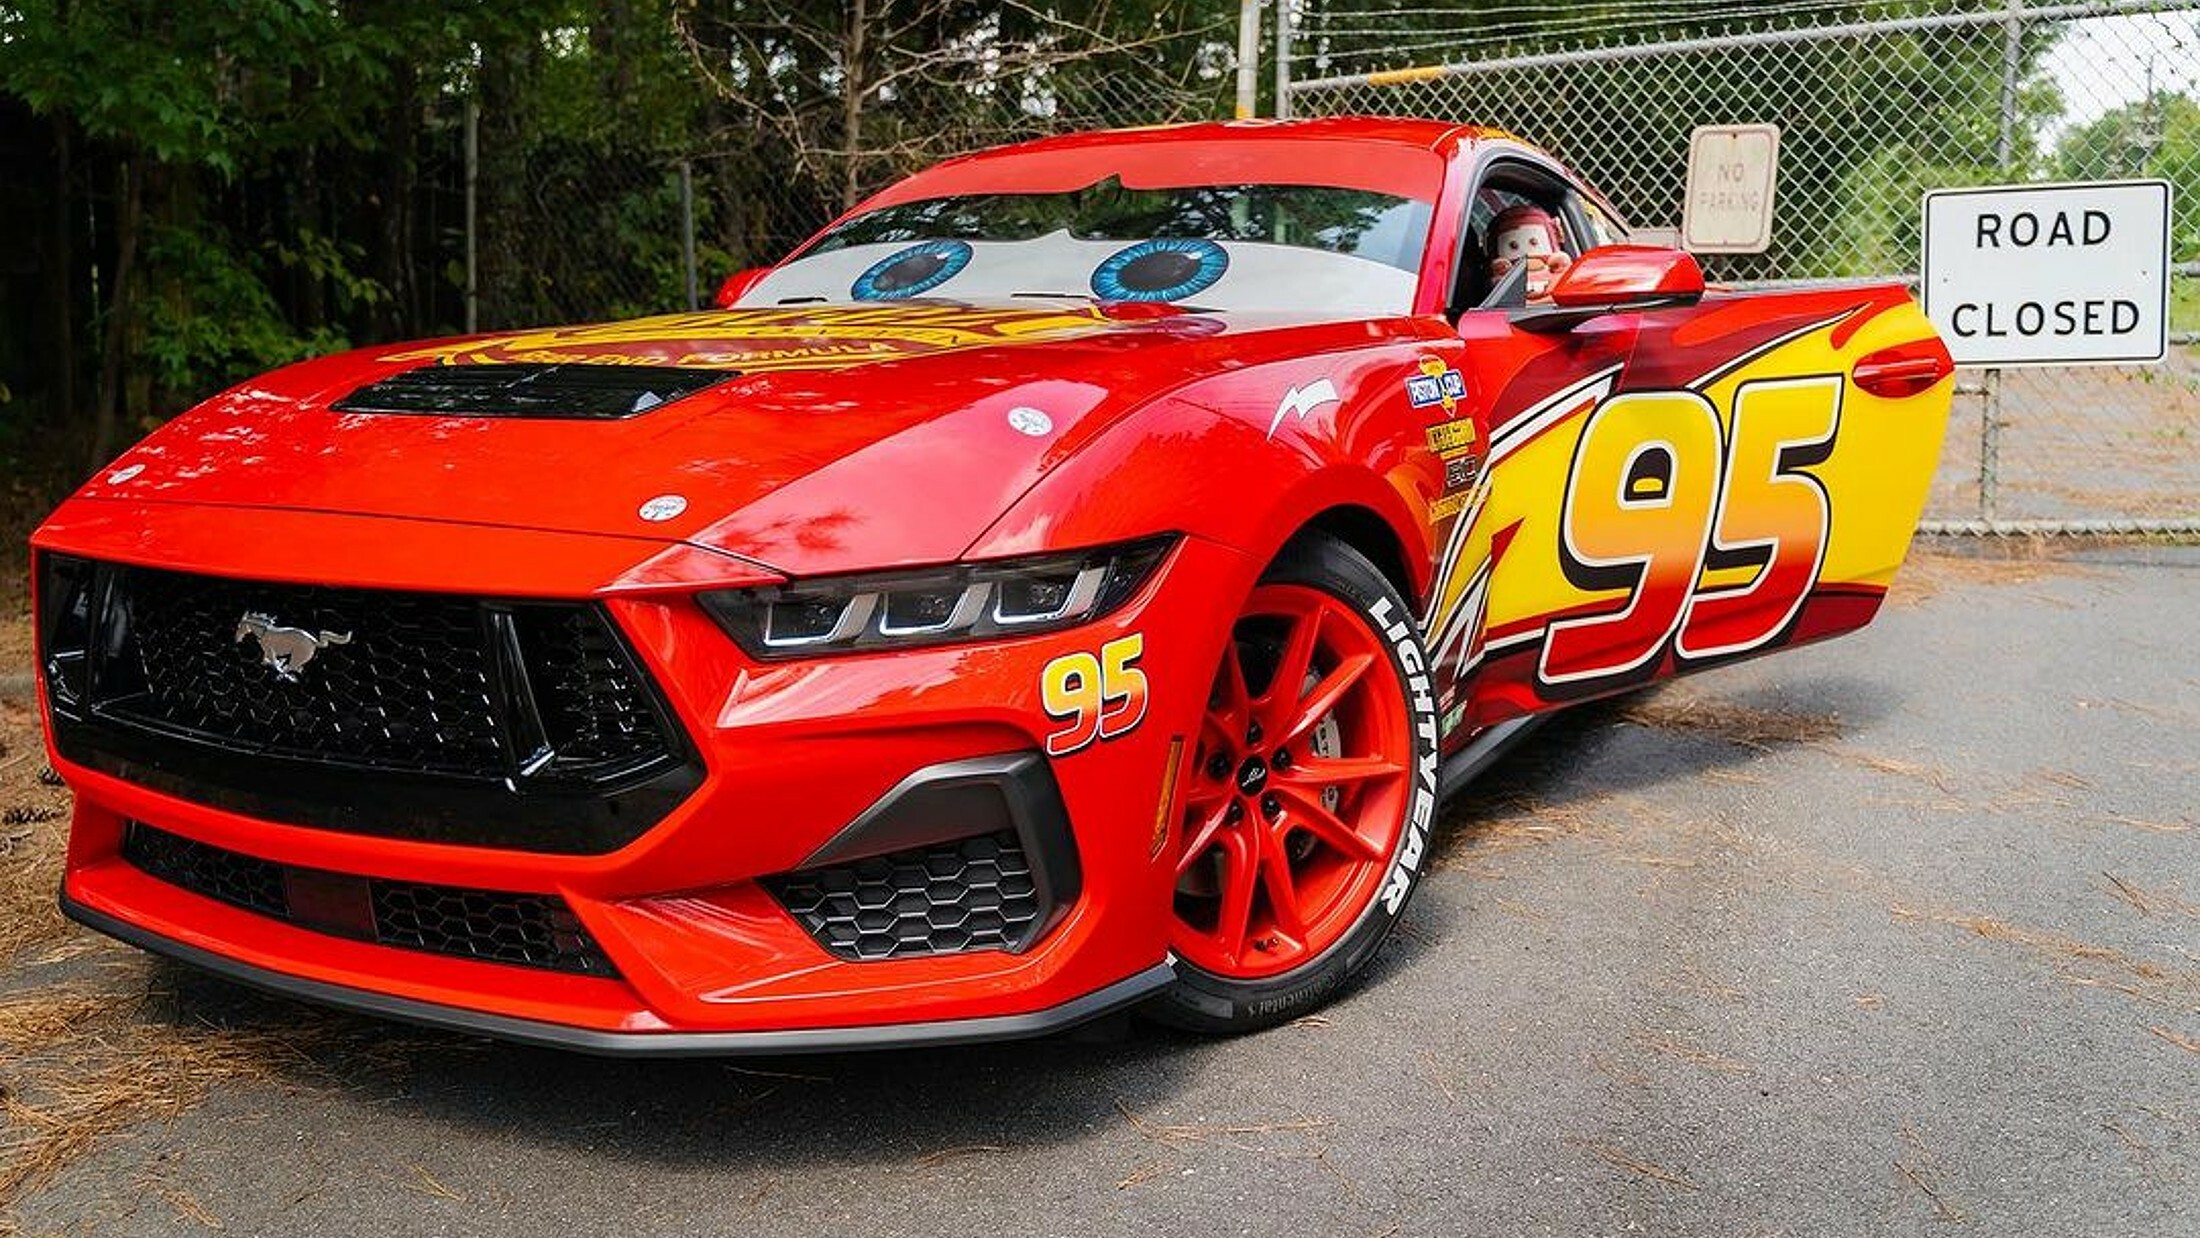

{"left": 1273, "top": 0, "right": 1294, "bottom": 120}
{"left": 1236, "top": 0, "right": 1260, "bottom": 119}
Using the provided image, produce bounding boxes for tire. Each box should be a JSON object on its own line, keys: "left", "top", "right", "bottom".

{"left": 1145, "top": 531, "right": 1440, "bottom": 1033}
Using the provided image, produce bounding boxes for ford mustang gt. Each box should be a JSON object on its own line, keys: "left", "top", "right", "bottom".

{"left": 34, "top": 118, "right": 1955, "bottom": 1052}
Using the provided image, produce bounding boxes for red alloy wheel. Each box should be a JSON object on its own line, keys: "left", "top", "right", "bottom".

{"left": 1171, "top": 583, "right": 1414, "bottom": 980}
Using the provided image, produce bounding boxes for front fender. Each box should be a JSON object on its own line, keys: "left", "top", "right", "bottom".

{"left": 966, "top": 376, "right": 1443, "bottom": 608}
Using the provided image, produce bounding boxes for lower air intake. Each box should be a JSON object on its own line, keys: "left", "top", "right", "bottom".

{"left": 122, "top": 823, "right": 616, "bottom": 977}
{"left": 768, "top": 830, "right": 1044, "bottom": 961}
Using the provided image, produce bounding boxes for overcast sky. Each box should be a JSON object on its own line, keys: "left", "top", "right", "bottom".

{"left": 2040, "top": 11, "right": 2200, "bottom": 138}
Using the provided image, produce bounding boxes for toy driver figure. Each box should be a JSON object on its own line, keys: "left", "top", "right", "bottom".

{"left": 1487, "top": 204, "right": 1572, "bottom": 303}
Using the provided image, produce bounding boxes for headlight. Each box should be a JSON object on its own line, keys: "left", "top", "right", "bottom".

{"left": 701, "top": 535, "right": 1175, "bottom": 657}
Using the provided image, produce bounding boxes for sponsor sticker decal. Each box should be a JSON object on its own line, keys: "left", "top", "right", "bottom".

{"left": 637, "top": 494, "right": 688, "bottom": 522}
{"left": 1425, "top": 420, "right": 1479, "bottom": 458}
{"left": 1445, "top": 455, "right": 1482, "bottom": 491}
{"left": 1006, "top": 406, "right": 1054, "bottom": 436}
{"left": 1405, "top": 357, "right": 1467, "bottom": 412}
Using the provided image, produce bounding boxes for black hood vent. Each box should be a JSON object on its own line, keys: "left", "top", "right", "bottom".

{"left": 332, "top": 362, "right": 734, "bottom": 420}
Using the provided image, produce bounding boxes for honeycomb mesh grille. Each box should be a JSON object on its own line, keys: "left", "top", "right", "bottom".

{"left": 122, "top": 823, "right": 616, "bottom": 977}
{"left": 121, "top": 821, "right": 288, "bottom": 919}
{"left": 91, "top": 565, "right": 674, "bottom": 781}
{"left": 768, "top": 830, "right": 1043, "bottom": 960}
{"left": 518, "top": 606, "right": 667, "bottom": 769}
{"left": 111, "top": 569, "right": 505, "bottom": 774}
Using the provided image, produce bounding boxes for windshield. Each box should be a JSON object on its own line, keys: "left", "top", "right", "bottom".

{"left": 740, "top": 178, "right": 1434, "bottom": 315}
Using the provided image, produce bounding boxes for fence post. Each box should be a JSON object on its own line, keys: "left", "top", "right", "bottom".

{"left": 1976, "top": 0, "right": 2025, "bottom": 521}
{"left": 680, "top": 160, "right": 698, "bottom": 312}
{"left": 1273, "top": 0, "right": 1293, "bottom": 119}
{"left": 1236, "top": 0, "right": 1261, "bottom": 119}
{"left": 464, "top": 94, "right": 479, "bottom": 335}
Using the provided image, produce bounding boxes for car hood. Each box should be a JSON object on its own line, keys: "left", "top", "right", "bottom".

{"left": 83, "top": 302, "right": 1437, "bottom": 575}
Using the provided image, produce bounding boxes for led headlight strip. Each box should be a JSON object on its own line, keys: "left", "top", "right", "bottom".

{"left": 701, "top": 535, "right": 1176, "bottom": 658}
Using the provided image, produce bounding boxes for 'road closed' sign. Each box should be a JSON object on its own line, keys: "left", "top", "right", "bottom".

{"left": 1921, "top": 180, "right": 2172, "bottom": 367}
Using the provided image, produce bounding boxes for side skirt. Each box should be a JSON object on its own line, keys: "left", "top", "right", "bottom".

{"left": 1435, "top": 714, "right": 1547, "bottom": 803}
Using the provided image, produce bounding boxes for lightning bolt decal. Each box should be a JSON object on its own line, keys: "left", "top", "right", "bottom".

{"left": 1266, "top": 377, "right": 1342, "bottom": 439}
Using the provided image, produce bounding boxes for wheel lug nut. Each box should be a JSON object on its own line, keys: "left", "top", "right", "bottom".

{"left": 1245, "top": 720, "right": 1263, "bottom": 746}
{"left": 1271, "top": 747, "right": 1292, "bottom": 770}
{"left": 1261, "top": 793, "right": 1281, "bottom": 819}
{"left": 1225, "top": 801, "right": 1244, "bottom": 823}
{"left": 1206, "top": 752, "right": 1230, "bottom": 779}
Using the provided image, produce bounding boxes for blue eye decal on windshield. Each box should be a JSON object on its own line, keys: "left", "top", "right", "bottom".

{"left": 851, "top": 240, "right": 972, "bottom": 300}
{"left": 1090, "top": 238, "right": 1229, "bottom": 303}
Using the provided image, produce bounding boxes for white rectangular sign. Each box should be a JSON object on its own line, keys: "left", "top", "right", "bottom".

{"left": 1921, "top": 180, "right": 2172, "bottom": 367}
{"left": 1682, "top": 124, "right": 1779, "bottom": 254}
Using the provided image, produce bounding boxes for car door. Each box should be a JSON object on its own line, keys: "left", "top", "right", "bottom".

{"left": 1427, "top": 161, "right": 1955, "bottom": 734}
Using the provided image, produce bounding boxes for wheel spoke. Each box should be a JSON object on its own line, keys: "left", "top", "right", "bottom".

{"left": 1259, "top": 830, "right": 1309, "bottom": 942}
{"left": 1199, "top": 708, "right": 1241, "bottom": 760}
{"left": 1259, "top": 606, "right": 1323, "bottom": 726}
{"left": 1274, "top": 754, "right": 1405, "bottom": 790}
{"left": 1275, "top": 785, "right": 1386, "bottom": 863}
{"left": 1280, "top": 651, "right": 1375, "bottom": 745}
{"left": 1217, "top": 638, "right": 1252, "bottom": 712}
{"left": 1212, "top": 827, "right": 1259, "bottom": 960}
{"left": 1175, "top": 800, "right": 1232, "bottom": 878}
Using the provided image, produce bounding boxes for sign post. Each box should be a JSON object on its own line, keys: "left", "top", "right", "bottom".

{"left": 1682, "top": 124, "right": 1780, "bottom": 254}
{"left": 1921, "top": 180, "right": 2172, "bottom": 367}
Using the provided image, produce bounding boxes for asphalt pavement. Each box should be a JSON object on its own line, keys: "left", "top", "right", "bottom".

{"left": 12, "top": 542, "right": 2200, "bottom": 1237}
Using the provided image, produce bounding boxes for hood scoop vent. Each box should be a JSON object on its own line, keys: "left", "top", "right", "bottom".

{"left": 332, "top": 362, "right": 735, "bottom": 420}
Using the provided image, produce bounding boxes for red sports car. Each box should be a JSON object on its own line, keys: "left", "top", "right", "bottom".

{"left": 34, "top": 119, "right": 1954, "bottom": 1052}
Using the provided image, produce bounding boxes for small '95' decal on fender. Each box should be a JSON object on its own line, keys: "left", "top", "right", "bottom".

{"left": 1042, "top": 633, "right": 1149, "bottom": 756}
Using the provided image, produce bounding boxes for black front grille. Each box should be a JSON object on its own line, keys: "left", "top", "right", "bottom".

{"left": 40, "top": 556, "right": 700, "bottom": 854}
{"left": 332, "top": 362, "right": 733, "bottom": 420}
{"left": 123, "top": 823, "right": 616, "bottom": 976}
{"left": 113, "top": 571, "right": 507, "bottom": 775}
{"left": 768, "top": 830, "right": 1045, "bottom": 960}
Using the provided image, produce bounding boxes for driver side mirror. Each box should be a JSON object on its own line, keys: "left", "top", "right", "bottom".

{"left": 1513, "top": 245, "right": 1704, "bottom": 334}
{"left": 712, "top": 267, "right": 771, "bottom": 310}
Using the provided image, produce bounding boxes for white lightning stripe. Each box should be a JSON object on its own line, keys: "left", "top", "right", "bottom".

{"left": 1487, "top": 365, "right": 1623, "bottom": 465}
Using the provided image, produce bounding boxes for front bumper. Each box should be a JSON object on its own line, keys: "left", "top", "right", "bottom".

{"left": 63, "top": 890, "right": 1175, "bottom": 1055}
{"left": 39, "top": 500, "right": 1259, "bottom": 1049}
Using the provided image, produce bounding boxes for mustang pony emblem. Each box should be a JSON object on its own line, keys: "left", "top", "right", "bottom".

{"left": 235, "top": 612, "right": 353, "bottom": 681}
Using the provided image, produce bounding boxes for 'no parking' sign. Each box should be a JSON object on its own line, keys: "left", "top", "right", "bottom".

{"left": 1921, "top": 180, "right": 2172, "bottom": 367}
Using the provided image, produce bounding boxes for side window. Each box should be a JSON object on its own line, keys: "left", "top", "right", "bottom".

{"left": 1578, "top": 199, "right": 1628, "bottom": 248}
{"left": 1453, "top": 164, "right": 1585, "bottom": 314}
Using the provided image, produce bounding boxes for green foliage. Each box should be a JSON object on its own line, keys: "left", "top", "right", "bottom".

{"left": 135, "top": 224, "right": 357, "bottom": 401}
{"left": 2058, "top": 92, "right": 2200, "bottom": 261}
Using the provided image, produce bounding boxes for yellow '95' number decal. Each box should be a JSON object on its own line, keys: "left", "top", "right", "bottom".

{"left": 1042, "top": 633, "right": 1149, "bottom": 756}
{"left": 1541, "top": 375, "right": 1840, "bottom": 687}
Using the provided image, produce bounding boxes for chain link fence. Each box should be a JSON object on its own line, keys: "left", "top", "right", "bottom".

{"left": 1286, "top": 0, "right": 2200, "bottom": 534}
{"left": 447, "top": 19, "right": 1235, "bottom": 333}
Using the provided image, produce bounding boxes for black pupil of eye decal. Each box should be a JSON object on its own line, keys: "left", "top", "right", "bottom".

{"left": 1116, "top": 249, "right": 1204, "bottom": 294}
{"left": 874, "top": 251, "right": 952, "bottom": 293}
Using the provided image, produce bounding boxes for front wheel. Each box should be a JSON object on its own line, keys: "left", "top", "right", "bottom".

{"left": 1145, "top": 532, "right": 1439, "bottom": 1033}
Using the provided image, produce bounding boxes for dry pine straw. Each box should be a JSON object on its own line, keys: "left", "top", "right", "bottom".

{"left": 0, "top": 628, "right": 406, "bottom": 1215}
